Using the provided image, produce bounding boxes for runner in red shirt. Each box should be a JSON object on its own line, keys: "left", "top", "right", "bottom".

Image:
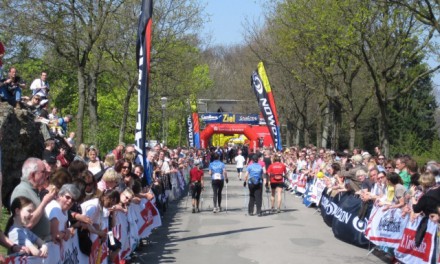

{"left": 267, "top": 155, "right": 287, "bottom": 213}
{"left": 190, "top": 162, "right": 204, "bottom": 213}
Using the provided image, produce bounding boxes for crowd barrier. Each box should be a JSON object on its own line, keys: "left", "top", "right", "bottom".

{"left": 4, "top": 198, "right": 162, "bottom": 264}
{"left": 303, "top": 181, "right": 439, "bottom": 264}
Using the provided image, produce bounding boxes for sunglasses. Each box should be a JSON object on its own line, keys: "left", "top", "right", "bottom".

{"left": 64, "top": 195, "right": 74, "bottom": 201}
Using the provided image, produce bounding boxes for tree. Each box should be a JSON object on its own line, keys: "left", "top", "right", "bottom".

{"left": 353, "top": 1, "right": 440, "bottom": 156}
{"left": 0, "top": 0, "right": 126, "bottom": 145}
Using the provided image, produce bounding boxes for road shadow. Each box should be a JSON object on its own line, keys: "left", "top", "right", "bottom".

{"left": 132, "top": 191, "right": 186, "bottom": 263}
{"left": 172, "top": 226, "right": 272, "bottom": 242}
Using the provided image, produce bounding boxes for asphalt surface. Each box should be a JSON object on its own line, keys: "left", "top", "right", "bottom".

{"left": 133, "top": 164, "right": 385, "bottom": 264}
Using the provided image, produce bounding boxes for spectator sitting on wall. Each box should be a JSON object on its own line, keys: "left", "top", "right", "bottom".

{"left": 0, "top": 67, "right": 26, "bottom": 109}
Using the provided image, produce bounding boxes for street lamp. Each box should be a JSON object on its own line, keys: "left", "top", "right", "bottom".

{"left": 161, "top": 97, "right": 167, "bottom": 145}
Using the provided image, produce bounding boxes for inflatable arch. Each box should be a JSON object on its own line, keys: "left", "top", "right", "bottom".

{"left": 199, "top": 123, "right": 273, "bottom": 151}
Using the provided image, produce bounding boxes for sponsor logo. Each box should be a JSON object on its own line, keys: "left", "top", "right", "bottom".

{"left": 238, "top": 115, "right": 258, "bottom": 122}
{"left": 187, "top": 116, "right": 194, "bottom": 147}
{"left": 260, "top": 98, "right": 279, "bottom": 147}
{"left": 252, "top": 72, "right": 264, "bottom": 95}
{"left": 399, "top": 230, "right": 430, "bottom": 256}
{"left": 352, "top": 216, "right": 368, "bottom": 232}
{"left": 378, "top": 217, "right": 401, "bottom": 233}
{"left": 252, "top": 72, "right": 279, "bottom": 149}
{"left": 201, "top": 114, "right": 221, "bottom": 121}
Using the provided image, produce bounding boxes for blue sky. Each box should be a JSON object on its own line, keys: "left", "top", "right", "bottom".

{"left": 200, "top": 0, "right": 264, "bottom": 46}
{"left": 199, "top": 0, "right": 440, "bottom": 97}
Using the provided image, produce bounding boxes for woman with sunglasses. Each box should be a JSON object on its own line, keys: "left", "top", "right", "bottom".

{"left": 113, "top": 159, "right": 135, "bottom": 193}
{"left": 45, "top": 184, "right": 80, "bottom": 245}
{"left": 384, "top": 160, "right": 396, "bottom": 174}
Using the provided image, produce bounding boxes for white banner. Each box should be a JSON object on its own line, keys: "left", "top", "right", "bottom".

{"left": 4, "top": 199, "right": 161, "bottom": 263}
{"left": 395, "top": 216, "right": 437, "bottom": 264}
{"left": 365, "top": 205, "right": 409, "bottom": 248}
{"left": 310, "top": 178, "right": 326, "bottom": 205}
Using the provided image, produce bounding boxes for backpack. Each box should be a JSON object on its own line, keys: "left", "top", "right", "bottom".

{"left": 249, "top": 175, "right": 261, "bottom": 185}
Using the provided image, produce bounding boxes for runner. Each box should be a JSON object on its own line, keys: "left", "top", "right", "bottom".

{"left": 209, "top": 152, "right": 228, "bottom": 213}
{"left": 234, "top": 150, "right": 246, "bottom": 181}
{"left": 267, "top": 155, "right": 287, "bottom": 213}
{"left": 244, "top": 154, "right": 265, "bottom": 216}
{"left": 189, "top": 161, "right": 204, "bottom": 213}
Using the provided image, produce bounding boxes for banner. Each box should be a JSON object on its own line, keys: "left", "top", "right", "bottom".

{"left": 186, "top": 115, "right": 194, "bottom": 147}
{"left": 395, "top": 217, "right": 437, "bottom": 264}
{"left": 331, "top": 195, "right": 371, "bottom": 247}
{"left": 302, "top": 178, "right": 326, "bottom": 207}
{"left": 190, "top": 98, "right": 200, "bottom": 148}
{"left": 4, "top": 232, "right": 107, "bottom": 264}
{"left": 365, "top": 206, "right": 410, "bottom": 248}
{"left": 250, "top": 62, "right": 282, "bottom": 150}
{"left": 4, "top": 199, "right": 161, "bottom": 264}
{"left": 135, "top": 0, "right": 153, "bottom": 171}
{"left": 199, "top": 113, "right": 260, "bottom": 125}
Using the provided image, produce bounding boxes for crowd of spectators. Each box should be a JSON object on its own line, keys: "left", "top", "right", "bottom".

{"left": 0, "top": 65, "right": 203, "bottom": 262}
{"left": 0, "top": 136, "right": 204, "bottom": 262}
{"left": 228, "top": 144, "right": 440, "bottom": 262}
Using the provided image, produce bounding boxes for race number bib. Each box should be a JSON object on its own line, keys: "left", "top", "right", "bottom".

{"left": 212, "top": 173, "right": 222, "bottom": 180}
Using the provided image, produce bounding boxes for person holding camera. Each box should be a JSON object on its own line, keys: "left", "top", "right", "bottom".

{"left": 244, "top": 155, "right": 265, "bottom": 216}
{"left": 0, "top": 67, "right": 26, "bottom": 109}
{"left": 209, "top": 152, "right": 228, "bottom": 213}
{"left": 30, "top": 71, "right": 50, "bottom": 99}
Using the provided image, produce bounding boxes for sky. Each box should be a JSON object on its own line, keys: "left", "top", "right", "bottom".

{"left": 200, "top": 0, "right": 264, "bottom": 46}
{"left": 200, "top": 0, "right": 440, "bottom": 98}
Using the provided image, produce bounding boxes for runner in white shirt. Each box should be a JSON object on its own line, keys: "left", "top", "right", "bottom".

{"left": 235, "top": 150, "right": 246, "bottom": 181}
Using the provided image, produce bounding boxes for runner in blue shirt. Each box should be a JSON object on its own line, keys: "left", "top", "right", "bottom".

{"left": 244, "top": 154, "right": 266, "bottom": 216}
{"left": 209, "top": 152, "right": 228, "bottom": 213}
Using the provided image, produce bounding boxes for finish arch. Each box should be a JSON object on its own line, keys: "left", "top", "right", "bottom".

{"left": 200, "top": 123, "right": 272, "bottom": 151}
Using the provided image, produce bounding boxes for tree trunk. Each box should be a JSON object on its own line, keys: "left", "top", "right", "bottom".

{"left": 321, "top": 102, "right": 330, "bottom": 149}
{"left": 76, "top": 68, "right": 86, "bottom": 146}
{"left": 349, "top": 120, "right": 356, "bottom": 150}
{"left": 119, "top": 83, "right": 136, "bottom": 144}
{"left": 378, "top": 100, "right": 390, "bottom": 157}
{"left": 286, "top": 119, "right": 294, "bottom": 147}
{"left": 316, "top": 114, "right": 322, "bottom": 148}
{"left": 87, "top": 73, "right": 99, "bottom": 145}
{"left": 332, "top": 101, "right": 342, "bottom": 150}
{"left": 178, "top": 117, "right": 183, "bottom": 147}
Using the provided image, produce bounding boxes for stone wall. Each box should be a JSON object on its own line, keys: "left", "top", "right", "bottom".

{"left": 0, "top": 102, "right": 44, "bottom": 206}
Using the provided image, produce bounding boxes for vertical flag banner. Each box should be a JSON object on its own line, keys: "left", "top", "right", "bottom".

{"left": 190, "top": 97, "right": 200, "bottom": 148}
{"left": 186, "top": 114, "right": 194, "bottom": 147}
{"left": 135, "top": 0, "right": 153, "bottom": 172}
{"left": 251, "top": 62, "right": 282, "bottom": 150}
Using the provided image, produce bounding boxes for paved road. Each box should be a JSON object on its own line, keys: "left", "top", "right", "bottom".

{"left": 134, "top": 164, "right": 384, "bottom": 264}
